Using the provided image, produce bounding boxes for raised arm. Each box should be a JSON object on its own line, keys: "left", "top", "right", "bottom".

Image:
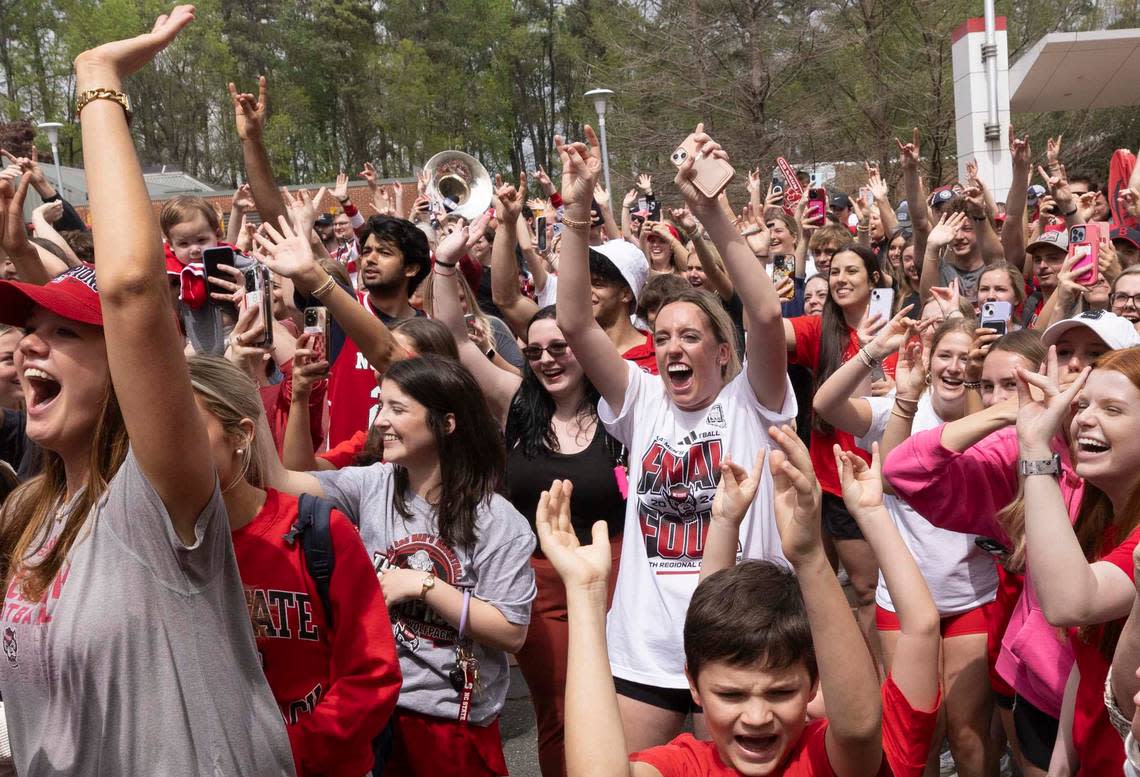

{"left": 813, "top": 306, "right": 914, "bottom": 437}
{"left": 1016, "top": 352, "right": 1134, "bottom": 626}
{"left": 701, "top": 452, "right": 765, "bottom": 580}
{"left": 554, "top": 127, "right": 631, "bottom": 412}
{"left": 672, "top": 207, "right": 734, "bottom": 300}
{"left": 675, "top": 125, "right": 787, "bottom": 411}
{"left": 228, "top": 76, "right": 288, "bottom": 230}
{"left": 770, "top": 425, "right": 882, "bottom": 777}
{"left": 898, "top": 129, "right": 931, "bottom": 259}
{"left": 919, "top": 212, "right": 963, "bottom": 302}
{"left": 227, "top": 183, "right": 254, "bottom": 246}
{"left": 1002, "top": 129, "right": 1031, "bottom": 272}
{"left": 77, "top": 6, "right": 216, "bottom": 543}
{"left": 836, "top": 444, "right": 939, "bottom": 711}
{"left": 490, "top": 175, "right": 539, "bottom": 337}
{"left": 536, "top": 481, "right": 657, "bottom": 777}
{"left": 431, "top": 207, "right": 521, "bottom": 424}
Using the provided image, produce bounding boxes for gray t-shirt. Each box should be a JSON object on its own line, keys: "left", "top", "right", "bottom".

{"left": 314, "top": 463, "right": 536, "bottom": 726}
{"left": 0, "top": 451, "right": 295, "bottom": 777}
{"left": 938, "top": 255, "right": 986, "bottom": 304}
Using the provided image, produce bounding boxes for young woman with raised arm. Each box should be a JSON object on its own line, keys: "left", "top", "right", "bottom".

{"left": 0, "top": 8, "right": 294, "bottom": 774}
{"left": 555, "top": 123, "right": 795, "bottom": 751}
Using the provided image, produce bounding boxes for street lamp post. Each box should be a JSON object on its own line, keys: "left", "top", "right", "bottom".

{"left": 583, "top": 88, "right": 614, "bottom": 203}
{"left": 37, "top": 122, "right": 64, "bottom": 198}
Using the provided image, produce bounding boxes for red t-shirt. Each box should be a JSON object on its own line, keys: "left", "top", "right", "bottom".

{"left": 882, "top": 674, "right": 941, "bottom": 777}
{"left": 326, "top": 294, "right": 422, "bottom": 446}
{"left": 318, "top": 429, "right": 369, "bottom": 469}
{"left": 1068, "top": 524, "right": 1140, "bottom": 776}
{"left": 630, "top": 723, "right": 834, "bottom": 776}
{"left": 232, "top": 488, "right": 402, "bottom": 777}
{"left": 788, "top": 315, "right": 898, "bottom": 496}
{"left": 623, "top": 331, "right": 660, "bottom": 375}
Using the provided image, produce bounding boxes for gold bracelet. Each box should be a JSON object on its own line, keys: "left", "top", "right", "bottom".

{"left": 311, "top": 275, "right": 336, "bottom": 298}
{"left": 560, "top": 215, "right": 592, "bottom": 230}
{"left": 891, "top": 408, "right": 916, "bottom": 422}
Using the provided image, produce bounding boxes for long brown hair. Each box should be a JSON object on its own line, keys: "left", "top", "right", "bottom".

{"left": 0, "top": 386, "right": 128, "bottom": 601}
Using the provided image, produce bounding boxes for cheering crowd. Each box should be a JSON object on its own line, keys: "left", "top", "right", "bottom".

{"left": 6, "top": 6, "right": 1140, "bottom": 777}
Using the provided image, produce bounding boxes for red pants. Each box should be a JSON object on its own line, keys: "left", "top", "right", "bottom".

{"left": 387, "top": 709, "right": 507, "bottom": 777}
{"left": 513, "top": 536, "right": 623, "bottom": 777}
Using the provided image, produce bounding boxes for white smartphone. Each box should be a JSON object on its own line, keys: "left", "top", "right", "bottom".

{"left": 868, "top": 287, "right": 894, "bottom": 325}
{"left": 980, "top": 300, "right": 1013, "bottom": 335}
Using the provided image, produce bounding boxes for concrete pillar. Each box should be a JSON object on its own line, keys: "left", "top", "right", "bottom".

{"left": 952, "top": 16, "right": 1013, "bottom": 202}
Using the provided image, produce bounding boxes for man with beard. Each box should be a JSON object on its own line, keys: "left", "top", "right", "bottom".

{"left": 325, "top": 215, "right": 430, "bottom": 445}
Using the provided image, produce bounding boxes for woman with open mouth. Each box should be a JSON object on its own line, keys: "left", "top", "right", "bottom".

{"left": 0, "top": 8, "right": 295, "bottom": 774}
{"left": 814, "top": 311, "right": 1003, "bottom": 776}
{"left": 425, "top": 176, "right": 627, "bottom": 777}
{"left": 781, "top": 243, "right": 893, "bottom": 666}
{"left": 555, "top": 124, "right": 795, "bottom": 751}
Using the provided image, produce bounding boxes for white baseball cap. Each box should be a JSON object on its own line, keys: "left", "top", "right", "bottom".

{"left": 1027, "top": 229, "right": 1069, "bottom": 254}
{"left": 590, "top": 239, "right": 650, "bottom": 304}
{"left": 1043, "top": 309, "right": 1140, "bottom": 351}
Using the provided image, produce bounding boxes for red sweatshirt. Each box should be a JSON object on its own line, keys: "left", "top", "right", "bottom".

{"left": 232, "top": 488, "right": 401, "bottom": 777}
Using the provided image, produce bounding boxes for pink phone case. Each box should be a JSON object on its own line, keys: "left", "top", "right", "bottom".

{"left": 671, "top": 135, "right": 734, "bottom": 198}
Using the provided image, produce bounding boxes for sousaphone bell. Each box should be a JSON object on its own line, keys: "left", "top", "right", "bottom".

{"left": 423, "top": 150, "right": 493, "bottom": 220}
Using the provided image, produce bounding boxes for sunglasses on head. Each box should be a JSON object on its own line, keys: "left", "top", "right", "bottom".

{"left": 522, "top": 342, "right": 570, "bottom": 361}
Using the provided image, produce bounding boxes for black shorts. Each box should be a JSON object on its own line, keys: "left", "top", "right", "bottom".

{"left": 613, "top": 676, "right": 703, "bottom": 715}
{"left": 1012, "top": 694, "right": 1059, "bottom": 770}
{"left": 821, "top": 492, "right": 865, "bottom": 541}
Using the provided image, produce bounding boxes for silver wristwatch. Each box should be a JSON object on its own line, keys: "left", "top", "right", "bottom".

{"left": 1019, "top": 453, "right": 1061, "bottom": 478}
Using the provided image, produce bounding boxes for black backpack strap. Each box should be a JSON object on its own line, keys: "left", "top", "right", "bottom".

{"left": 287, "top": 493, "right": 337, "bottom": 630}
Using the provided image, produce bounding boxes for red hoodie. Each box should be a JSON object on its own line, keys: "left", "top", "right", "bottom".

{"left": 232, "top": 488, "right": 402, "bottom": 776}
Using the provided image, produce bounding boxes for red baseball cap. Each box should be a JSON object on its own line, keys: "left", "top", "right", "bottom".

{"left": 0, "top": 263, "right": 102, "bottom": 327}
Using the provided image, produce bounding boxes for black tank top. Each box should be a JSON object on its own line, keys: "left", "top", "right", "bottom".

{"left": 505, "top": 410, "right": 627, "bottom": 546}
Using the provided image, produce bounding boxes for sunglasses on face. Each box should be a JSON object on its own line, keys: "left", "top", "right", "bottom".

{"left": 522, "top": 342, "right": 570, "bottom": 361}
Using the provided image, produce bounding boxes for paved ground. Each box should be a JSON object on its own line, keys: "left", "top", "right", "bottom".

{"left": 501, "top": 665, "right": 541, "bottom": 777}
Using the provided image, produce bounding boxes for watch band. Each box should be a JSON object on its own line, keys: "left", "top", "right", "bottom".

{"left": 1019, "top": 453, "right": 1061, "bottom": 477}
{"left": 76, "top": 88, "right": 133, "bottom": 125}
{"left": 418, "top": 573, "right": 436, "bottom": 601}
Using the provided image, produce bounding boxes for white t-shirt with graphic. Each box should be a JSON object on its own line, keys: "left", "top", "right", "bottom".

{"left": 856, "top": 393, "right": 998, "bottom": 615}
{"left": 599, "top": 362, "right": 797, "bottom": 689}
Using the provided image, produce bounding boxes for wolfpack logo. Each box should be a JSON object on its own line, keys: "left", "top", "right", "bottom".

{"left": 3, "top": 627, "right": 17, "bottom": 667}
{"left": 637, "top": 437, "right": 723, "bottom": 567}
{"left": 706, "top": 404, "right": 726, "bottom": 428}
{"left": 382, "top": 533, "right": 465, "bottom": 651}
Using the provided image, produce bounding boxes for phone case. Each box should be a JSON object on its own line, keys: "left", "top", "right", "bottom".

{"left": 671, "top": 135, "right": 734, "bottom": 199}
{"left": 1068, "top": 224, "right": 1101, "bottom": 286}
{"left": 868, "top": 288, "right": 894, "bottom": 322}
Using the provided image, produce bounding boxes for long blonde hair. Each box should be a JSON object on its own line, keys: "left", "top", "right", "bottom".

{"left": 187, "top": 355, "right": 282, "bottom": 491}
{"left": 0, "top": 386, "right": 128, "bottom": 601}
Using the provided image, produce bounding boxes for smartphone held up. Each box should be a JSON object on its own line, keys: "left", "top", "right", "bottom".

{"left": 671, "top": 128, "right": 733, "bottom": 199}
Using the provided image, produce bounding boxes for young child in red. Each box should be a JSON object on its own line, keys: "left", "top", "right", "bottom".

{"left": 538, "top": 425, "right": 889, "bottom": 777}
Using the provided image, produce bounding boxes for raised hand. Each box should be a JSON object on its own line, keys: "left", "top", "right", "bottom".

{"left": 740, "top": 203, "right": 770, "bottom": 256}
{"left": 834, "top": 443, "right": 884, "bottom": 513}
{"left": 865, "top": 304, "right": 916, "bottom": 362}
{"left": 554, "top": 126, "right": 603, "bottom": 209}
{"left": 636, "top": 173, "right": 653, "bottom": 195}
{"left": 207, "top": 262, "right": 246, "bottom": 307}
{"left": 535, "top": 480, "right": 612, "bottom": 590}
{"left": 747, "top": 167, "right": 762, "bottom": 194}
{"left": 673, "top": 123, "right": 732, "bottom": 214}
{"left": 622, "top": 188, "right": 639, "bottom": 209}
{"left": 765, "top": 182, "right": 784, "bottom": 208}
{"left": 669, "top": 207, "right": 699, "bottom": 236}
{"left": 75, "top": 4, "right": 195, "bottom": 88}
{"left": 930, "top": 278, "right": 962, "bottom": 320}
{"left": 531, "top": 166, "right": 555, "bottom": 195}
{"left": 1046, "top": 135, "right": 1064, "bottom": 175}
{"left": 231, "top": 182, "right": 255, "bottom": 213}
{"left": 434, "top": 210, "right": 492, "bottom": 267}
{"left": 927, "top": 210, "right": 967, "bottom": 249}
{"left": 225, "top": 300, "right": 272, "bottom": 374}
{"left": 896, "top": 127, "right": 920, "bottom": 171}
{"left": 962, "top": 186, "right": 987, "bottom": 219}
{"left": 495, "top": 172, "right": 528, "bottom": 225}
{"left": 711, "top": 451, "right": 766, "bottom": 530}
{"left": 867, "top": 166, "right": 888, "bottom": 202}
{"left": 282, "top": 186, "right": 327, "bottom": 237}
{"left": 1015, "top": 345, "right": 1089, "bottom": 455}
{"left": 253, "top": 215, "right": 319, "bottom": 282}
{"left": 1117, "top": 187, "right": 1140, "bottom": 220}
{"left": 372, "top": 184, "right": 395, "bottom": 216}
{"left": 1009, "top": 126, "right": 1031, "bottom": 167}
{"left": 33, "top": 200, "right": 64, "bottom": 225}
{"left": 227, "top": 75, "right": 268, "bottom": 142}
{"left": 0, "top": 172, "right": 34, "bottom": 258}
{"left": 1038, "top": 163, "right": 1075, "bottom": 215}
{"left": 360, "top": 161, "right": 378, "bottom": 190}
{"left": 768, "top": 424, "right": 823, "bottom": 566}
{"left": 333, "top": 172, "right": 349, "bottom": 203}
{"left": 894, "top": 339, "right": 927, "bottom": 400}
{"left": 967, "top": 326, "right": 1001, "bottom": 381}
{"left": 291, "top": 333, "right": 330, "bottom": 397}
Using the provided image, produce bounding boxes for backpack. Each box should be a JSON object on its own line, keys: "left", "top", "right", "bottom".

{"left": 285, "top": 493, "right": 394, "bottom": 775}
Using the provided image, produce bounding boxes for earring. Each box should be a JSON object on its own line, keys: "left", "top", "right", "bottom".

{"left": 924, "top": 373, "right": 932, "bottom": 386}
{"left": 235, "top": 448, "right": 244, "bottom": 456}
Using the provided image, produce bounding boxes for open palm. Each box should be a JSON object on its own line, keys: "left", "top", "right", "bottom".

{"left": 253, "top": 216, "right": 317, "bottom": 280}
{"left": 535, "top": 480, "right": 611, "bottom": 590}
{"left": 835, "top": 444, "right": 883, "bottom": 511}
{"left": 75, "top": 5, "right": 196, "bottom": 84}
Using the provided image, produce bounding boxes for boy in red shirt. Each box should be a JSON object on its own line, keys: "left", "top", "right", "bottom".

{"left": 535, "top": 424, "right": 884, "bottom": 777}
